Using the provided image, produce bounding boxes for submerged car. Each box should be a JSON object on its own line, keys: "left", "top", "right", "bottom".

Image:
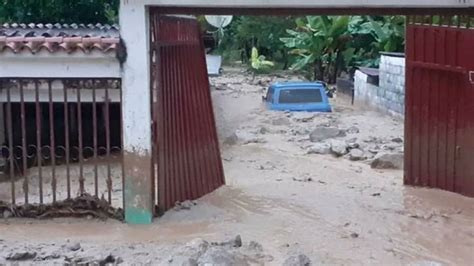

{"left": 262, "top": 82, "right": 332, "bottom": 112}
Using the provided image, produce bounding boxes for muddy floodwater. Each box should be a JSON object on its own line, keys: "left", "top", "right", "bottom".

{"left": 1, "top": 68, "right": 473, "bottom": 265}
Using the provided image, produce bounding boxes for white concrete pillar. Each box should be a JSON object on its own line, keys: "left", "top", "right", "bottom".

{"left": 120, "top": 0, "right": 153, "bottom": 224}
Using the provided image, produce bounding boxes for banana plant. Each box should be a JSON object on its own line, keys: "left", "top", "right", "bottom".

{"left": 250, "top": 47, "right": 274, "bottom": 71}
{"left": 280, "top": 16, "right": 352, "bottom": 83}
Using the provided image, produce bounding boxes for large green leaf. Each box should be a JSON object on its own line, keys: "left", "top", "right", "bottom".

{"left": 368, "top": 17, "right": 388, "bottom": 42}
{"left": 290, "top": 54, "right": 317, "bottom": 70}
{"left": 330, "top": 16, "right": 350, "bottom": 37}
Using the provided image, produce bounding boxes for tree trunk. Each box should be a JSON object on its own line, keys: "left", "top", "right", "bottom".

{"left": 313, "top": 59, "right": 324, "bottom": 81}
{"left": 331, "top": 51, "right": 344, "bottom": 84}
{"left": 282, "top": 50, "right": 289, "bottom": 70}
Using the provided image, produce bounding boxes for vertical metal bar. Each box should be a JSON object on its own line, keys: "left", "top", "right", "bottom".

{"left": 35, "top": 80, "right": 43, "bottom": 204}
{"left": 48, "top": 80, "right": 56, "bottom": 202}
{"left": 149, "top": 17, "right": 157, "bottom": 211}
{"left": 193, "top": 28, "right": 216, "bottom": 192}
{"left": 77, "top": 86, "right": 84, "bottom": 194}
{"left": 180, "top": 44, "right": 198, "bottom": 201}
{"left": 198, "top": 25, "right": 225, "bottom": 189}
{"left": 177, "top": 45, "right": 193, "bottom": 201}
{"left": 188, "top": 40, "right": 209, "bottom": 195}
{"left": 6, "top": 83, "right": 15, "bottom": 204}
{"left": 173, "top": 44, "right": 186, "bottom": 203}
{"left": 64, "top": 83, "right": 71, "bottom": 199}
{"left": 20, "top": 81, "right": 28, "bottom": 204}
{"left": 92, "top": 82, "right": 98, "bottom": 197}
{"left": 105, "top": 87, "right": 112, "bottom": 204}
{"left": 157, "top": 44, "right": 167, "bottom": 210}
{"left": 168, "top": 45, "right": 178, "bottom": 206}
{"left": 119, "top": 80, "right": 125, "bottom": 209}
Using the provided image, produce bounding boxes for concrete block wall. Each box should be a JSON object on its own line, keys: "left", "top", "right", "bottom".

{"left": 354, "top": 53, "right": 405, "bottom": 118}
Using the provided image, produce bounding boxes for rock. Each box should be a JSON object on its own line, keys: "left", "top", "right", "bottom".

{"left": 381, "top": 143, "right": 400, "bottom": 151}
{"left": 215, "top": 84, "right": 231, "bottom": 91}
{"left": 2, "top": 210, "right": 12, "bottom": 219}
{"left": 307, "top": 143, "right": 331, "bottom": 155}
{"left": 346, "top": 126, "right": 360, "bottom": 134}
{"left": 309, "top": 127, "right": 346, "bottom": 142}
{"left": 259, "top": 126, "right": 269, "bottom": 134}
{"left": 349, "top": 149, "right": 366, "bottom": 161}
{"left": 292, "top": 177, "right": 313, "bottom": 182}
{"left": 283, "top": 254, "right": 312, "bottom": 266}
{"left": 292, "top": 112, "right": 315, "bottom": 122}
{"left": 346, "top": 138, "right": 360, "bottom": 149}
{"left": 198, "top": 247, "right": 248, "bottom": 266}
{"left": 247, "top": 241, "right": 263, "bottom": 253}
{"left": 291, "top": 127, "right": 310, "bottom": 136}
{"left": 350, "top": 232, "right": 359, "bottom": 238}
{"left": 174, "top": 200, "right": 197, "bottom": 211}
{"left": 212, "top": 235, "right": 243, "bottom": 248}
{"left": 272, "top": 117, "right": 291, "bottom": 126}
{"left": 40, "top": 252, "right": 61, "bottom": 260}
{"left": 224, "top": 133, "right": 239, "bottom": 145}
{"left": 330, "top": 140, "right": 348, "bottom": 157}
{"left": 225, "top": 131, "right": 266, "bottom": 145}
{"left": 371, "top": 153, "right": 404, "bottom": 169}
{"left": 368, "top": 147, "right": 379, "bottom": 154}
{"left": 257, "top": 162, "right": 276, "bottom": 171}
{"left": 100, "top": 255, "right": 123, "bottom": 265}
{"left": 67, "top": 242, "right": 81, "bottom": 252}
{"left": 222, "top": 155, "right": 233, "bottom": 162}
{"left": 169, "top": 238, "right": 210, "bottom": 265}
{"left": 392, "top": 137, "right": 404, "bottom": 143}
{"left": 7, "top": 251, "right": 37, "bottom": 261}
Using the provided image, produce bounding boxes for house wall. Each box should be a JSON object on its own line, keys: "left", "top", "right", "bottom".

{"left": 354, "top": 54, "right": 405, "bottom": 117}
{"left": 0, "top": 52, "right": 120, "bottom": 78}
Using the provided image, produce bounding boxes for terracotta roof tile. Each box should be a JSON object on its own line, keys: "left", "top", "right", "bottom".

{"left": 0, "top": 23, "right": 120, "bottom": 54}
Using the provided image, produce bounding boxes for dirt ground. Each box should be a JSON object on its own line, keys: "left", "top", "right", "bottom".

{"left": 1, "top": 67, "right": 473, "bottom": 265}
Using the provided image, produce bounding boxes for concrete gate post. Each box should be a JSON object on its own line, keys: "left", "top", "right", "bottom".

{"left": 119, "top": 1, "right": 153, "bottom": 224}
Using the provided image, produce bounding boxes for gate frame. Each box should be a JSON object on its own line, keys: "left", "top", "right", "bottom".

{"left": 404, "top": 15, "right": 474, "bottom": 196}
{"left": 119, "top": 0, "right": 473, "bottom": 224}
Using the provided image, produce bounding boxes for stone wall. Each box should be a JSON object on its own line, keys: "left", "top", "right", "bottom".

{"left": 354, "top": 53, "right": 405, "bottom": 118}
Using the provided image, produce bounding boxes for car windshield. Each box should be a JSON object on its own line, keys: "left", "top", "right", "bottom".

{"left": 278, "top": 88, "right": 323, "bottom": 104}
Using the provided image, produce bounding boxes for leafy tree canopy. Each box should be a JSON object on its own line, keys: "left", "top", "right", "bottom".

{"left": 0, "top": 0, "right": 119, "bottom": 24}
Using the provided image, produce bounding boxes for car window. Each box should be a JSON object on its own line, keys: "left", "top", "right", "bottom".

{"left": 266, "top": 87, "right": 275, "bottom": 103}
{"left": 278, "top": 89, "right": 323, "bottom": 104}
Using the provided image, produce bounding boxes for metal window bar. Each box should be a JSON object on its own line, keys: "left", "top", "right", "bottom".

{"left": 0, "top": 78, "right": 123, "bottom": 208}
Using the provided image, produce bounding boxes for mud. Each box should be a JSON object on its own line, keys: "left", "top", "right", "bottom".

{"left": 1, "top": 67, "right": 473, "bottom": 265}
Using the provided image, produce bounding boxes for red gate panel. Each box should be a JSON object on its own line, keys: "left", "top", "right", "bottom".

{"left": 150, "top": 15, "right": 225, "bottom": 212}
{"left": 405, "top": 16, "right": 474, "bottom": 197}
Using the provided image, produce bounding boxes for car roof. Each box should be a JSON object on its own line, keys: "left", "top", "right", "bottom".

{"left": 270, "top": 81, "right": 326, "bottom": 89}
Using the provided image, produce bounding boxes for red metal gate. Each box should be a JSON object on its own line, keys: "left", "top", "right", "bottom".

{"left": 405, "top": 16, "right": 474, "bottom": 197}
{"left": 150, "top": 14, "right": 225, "bottom": 212}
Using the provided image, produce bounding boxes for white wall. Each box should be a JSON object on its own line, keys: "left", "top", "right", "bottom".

{"left": 0, "top": 52, "right": 120, "bottom": 78}
{"left": 354, "top": 54, "right": 405, "bottom": 118}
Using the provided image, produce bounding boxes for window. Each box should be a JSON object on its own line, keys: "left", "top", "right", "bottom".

{"left": 266, "top": 87, "right": 275, "bottom": 103}
{"left": 278, "top": 89, "right": 323, "bottom": 104}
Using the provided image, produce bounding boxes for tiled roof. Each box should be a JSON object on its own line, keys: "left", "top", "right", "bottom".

{"left": 0, "top": 23, "right": 120, "bottom": 54}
